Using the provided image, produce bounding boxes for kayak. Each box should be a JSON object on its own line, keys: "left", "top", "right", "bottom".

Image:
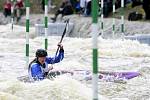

{"left": 47, "top": 70, "right": 140, "bottom": 82}
{"left": 17, "top": 70, "right": 140, "bottom": 83}
{"left": 98, "top": 71, "right": 140, "bottom": 80}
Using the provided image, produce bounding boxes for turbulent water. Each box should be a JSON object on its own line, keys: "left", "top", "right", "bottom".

{"left": 0, "top": 24, "right": 150, "bottom": 100}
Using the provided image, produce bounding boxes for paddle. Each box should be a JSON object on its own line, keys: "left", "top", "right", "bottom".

{"left": 48, "top": 19, "right": 69, "bottom": 72}
{"left": 55, "top": 19, "right": 69, "bottom": 56}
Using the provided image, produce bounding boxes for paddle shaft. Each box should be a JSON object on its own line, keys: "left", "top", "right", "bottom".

{"left": 55, "top": 19, "right": 69, "bottom": 56}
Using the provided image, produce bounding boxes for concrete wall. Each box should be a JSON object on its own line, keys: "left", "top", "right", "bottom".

{"left": 35, "top": 22, "right": 74, "bottom": 37}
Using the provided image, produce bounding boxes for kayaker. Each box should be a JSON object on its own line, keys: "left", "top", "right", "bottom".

{"left": 28, "top": 43, "right": 64, "bottom": 81}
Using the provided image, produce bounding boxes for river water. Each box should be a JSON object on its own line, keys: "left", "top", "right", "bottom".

{"left": 0, "top": 24, "right": 150, "bottom": 100}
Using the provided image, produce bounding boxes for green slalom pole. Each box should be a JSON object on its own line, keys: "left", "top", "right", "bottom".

{"left": 92, "top": 0, "right": 99, "bottom": 99}
{"left": 44, "top": 0, "right": 48, "bottom": 50}
{"left": 112, "top": 0, "right": 115, "bottom": 38}
{"left": 121, "top": 0, "right": 124, "bottom": 36}
{"left": 101, "top": 0, "right": 104, "bottom": 36}
{"left": 25, "top": 0, "right": 30, "bottom": 68}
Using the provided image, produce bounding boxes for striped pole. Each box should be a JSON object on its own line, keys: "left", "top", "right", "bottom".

{"left": 11, "top": 0, "right": 15, "bottom": 30}
{"left": 44, "top": 0, "right": 48, "bottom": 50}
{"left": 121, "top": 0, "right": 124, "bottom": 36}
{"left": 101, "top": 0, "right": 104, "bottom": 36}
{"left": 25, "top": 0, "right": 30, "bottom": 68}
{"left": 92, "top": 0, "right": 98, "bottom": 99}
{"left": 112, "top": 0, "right": 115, "bottom": 38}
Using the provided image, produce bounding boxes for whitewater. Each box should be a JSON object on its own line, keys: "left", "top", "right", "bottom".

{"left": 0, "top": 18, "right": 150, "bottom": 100}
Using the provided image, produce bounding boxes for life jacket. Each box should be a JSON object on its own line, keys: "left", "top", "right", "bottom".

{"left": 28, "top": 58, "right": 49, "bottom": 81}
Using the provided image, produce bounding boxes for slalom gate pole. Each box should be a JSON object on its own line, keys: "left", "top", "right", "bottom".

{"left": 11, "top": 0, "right": 15, "bottom": 31}
{"left": 100, "top": 0, "right": 125, "bottom": 38}
{"left": 121, "top": 0, "right": 124, "bottom": 37}
{"left": 25, "top": 0, "right": 30, "bottom": 68}
{"left": 112, "top": 0, "right": 116, "bottom": 38}
{"left": 92, "top": 0, "right": 99, "bottom": 99}
{"left": 101, "top": 0, "right": 104, "bottom": 36}
{"left": 44, "top": 0, "right": 48, "bottom": 50}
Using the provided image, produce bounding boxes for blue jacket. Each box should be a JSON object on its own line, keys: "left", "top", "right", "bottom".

{"left": 29, "top": 50, "right": 64, "bottom": 81}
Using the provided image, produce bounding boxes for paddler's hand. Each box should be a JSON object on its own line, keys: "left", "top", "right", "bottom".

{"left": 57, "top": 43, "right": 63, "bottom": 49}
{"left": 48, "top": 66, "right": 53, "bottom": 71}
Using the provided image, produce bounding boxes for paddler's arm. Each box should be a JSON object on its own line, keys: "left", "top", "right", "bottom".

{"left": 46, "top": 43, "right": 64, "bottom": 64}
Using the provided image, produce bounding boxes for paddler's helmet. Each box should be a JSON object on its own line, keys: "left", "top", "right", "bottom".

{"left": 36, "top": 49, "right": 47, "bottom": 57}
